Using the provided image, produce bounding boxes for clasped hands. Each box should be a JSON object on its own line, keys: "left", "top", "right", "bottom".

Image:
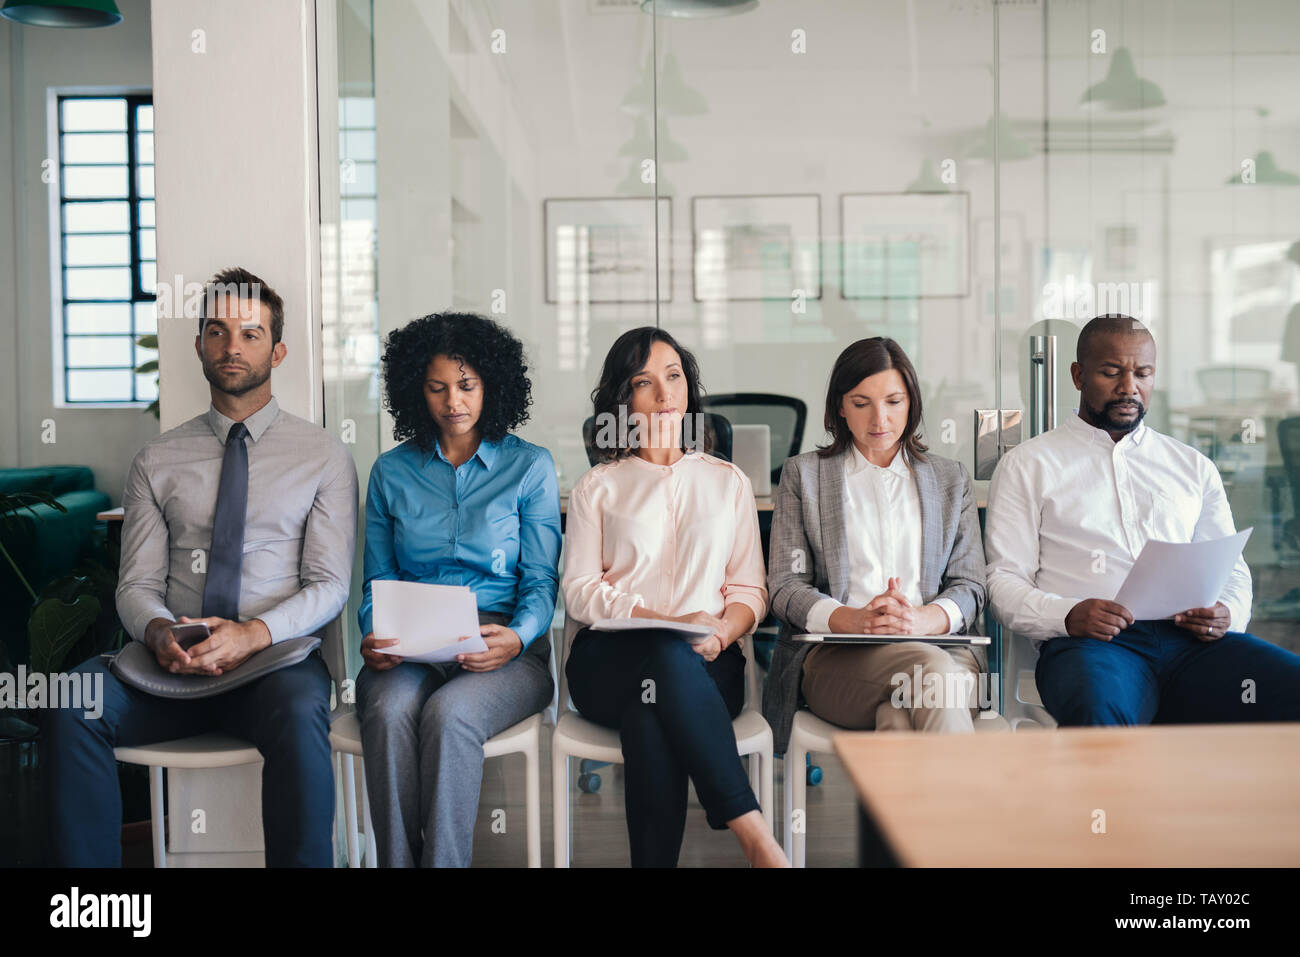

{"left": 146, "top": 615, "right": 270, "bottom": 676}
{"left": 829, "top": 577, "right": 949, "bottom": 636}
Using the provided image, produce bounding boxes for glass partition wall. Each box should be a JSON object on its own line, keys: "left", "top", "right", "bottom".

{"left": 319, "top": 0, "right": 1300, "bottom": 723}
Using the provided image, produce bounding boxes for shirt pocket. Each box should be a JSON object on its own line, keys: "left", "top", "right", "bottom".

{"left": 1138, "top": 484, "right": 1200, "bottom": 543}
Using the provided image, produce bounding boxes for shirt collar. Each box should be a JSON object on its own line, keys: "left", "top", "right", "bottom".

{"left": 1063, "top": 410, "right": 1149, "bottom": 450}
{"left": 206, "top": 396, "right": 280, "bottom": 444}
{"left": 425, "top": 435, "right": 499, "bottom": 470}
{"left": 846, "top": 442, "right": 910, "bottom": 478}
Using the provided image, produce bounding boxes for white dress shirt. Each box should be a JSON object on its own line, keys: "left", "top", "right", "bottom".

{"left": 562, "top": 451, "right": 767, "bottom": 628}
{"left": 804, "top": 445, "right": 962, "bottom": 635}
{"left": 984, "top": 413, "right": 1252, "bottom": 642}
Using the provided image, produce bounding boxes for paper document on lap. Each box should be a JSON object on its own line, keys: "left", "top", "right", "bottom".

{"left": 373, "top": 580, "right": 487, "bottom": 662}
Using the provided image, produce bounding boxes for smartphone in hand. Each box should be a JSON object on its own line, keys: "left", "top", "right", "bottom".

{"left": 169, "top": 622, "right": 210, "bottom": 651}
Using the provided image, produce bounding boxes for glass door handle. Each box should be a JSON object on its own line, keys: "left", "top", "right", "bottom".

{"left": 1029, "top": 335, "right": 1057, "bottom": 438}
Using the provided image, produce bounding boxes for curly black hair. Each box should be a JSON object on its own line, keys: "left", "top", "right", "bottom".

{"left": 381, "top": 312, "right": 533, "bottom": 450}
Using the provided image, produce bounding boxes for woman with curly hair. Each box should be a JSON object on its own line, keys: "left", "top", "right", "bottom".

{"left": 562, "top": 327, "right": 789, "bottom": 867}
{"left": 355, "top": 312, "right": 561, "bottom": 867}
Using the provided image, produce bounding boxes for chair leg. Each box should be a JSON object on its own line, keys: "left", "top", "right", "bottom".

{"left": 552, "top": 746, "right": 570, "bottom": 868}
{"left": 331, "top": 753, "right": 344, "bottom": 868}
{"left": 792, "top": 742, "right": 808, "bottom": 868}
{"left": 748, "top": 751, "right": 761, "bottom": 808}
{"left": 149, "top": 766, "right": 166, "bottom": 869}
{"left": 342, "top": 754, "right": 360, "bottom": 868}
{"left": 525, "top": 735, "right": 541, "bottom": 868}
{"left": 782, "top": 751, "right": 795, "bottom": 856}
{"left": 360, "top": 758, "right": 376, "bottom": 868}
{"left": 759, "top": 748, "right": 774, "bottom": 833}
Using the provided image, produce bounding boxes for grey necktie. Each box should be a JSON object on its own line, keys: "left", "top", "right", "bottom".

{"left": 201, "top": 421, "right": 249, "bottom": 620}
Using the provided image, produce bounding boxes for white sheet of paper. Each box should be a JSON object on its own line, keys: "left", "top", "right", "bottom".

{"left": 372, "top": 580, "right": 487, "bottom": 663}
{"left": 1112, "top": 528, "right": 1252, "bottom": 621}
{"left": 591, "top": 618, "right": 715, "bottom": 642}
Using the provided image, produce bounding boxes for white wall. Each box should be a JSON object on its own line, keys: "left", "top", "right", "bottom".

{"left": 152, "top": 0, "right": 322, "bottom": 430}
{"left": 148, "top": 0, "right": 324, "bottom": 864}
{"left": 0, "top": 0, "right": 158, "bottom": 504}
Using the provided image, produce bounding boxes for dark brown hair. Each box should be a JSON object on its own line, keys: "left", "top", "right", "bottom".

{"left": 818, "top": 336, "right": 928, "bottom": 461}
{"left": 589, "top": 326, "right": 714, "bottom": 463}
{"left": 199, "top": 266, "right": 285, "bottom": 344}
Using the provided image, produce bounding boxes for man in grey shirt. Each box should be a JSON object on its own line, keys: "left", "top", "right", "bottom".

{"left": 46, "top": 267, "right": 358, "bottom": 867}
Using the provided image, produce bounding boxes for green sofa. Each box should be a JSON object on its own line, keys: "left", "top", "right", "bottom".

{"left": 0, "top": 467, "right": 111, "bottom": 665}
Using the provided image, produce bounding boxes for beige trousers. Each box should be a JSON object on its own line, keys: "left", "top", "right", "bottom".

{"left": 800, "top": 641, "right": 981, "bottom": 733}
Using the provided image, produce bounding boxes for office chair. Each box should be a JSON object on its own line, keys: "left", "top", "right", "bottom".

{"left": 699, "top": 393, "right": 808, "bottom": 489}
{"left": 702, "top": 395, "right": 807, "bottom": 722}
{"left": 580, "top": 411, "right": 732, "bottom": 468}
{"left": 1279, "top": 417, "right": 1300, "bottom": 550}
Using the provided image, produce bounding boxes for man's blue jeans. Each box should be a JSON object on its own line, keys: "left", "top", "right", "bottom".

{"left": 1035, "top": 621, "right": 1300, "bottom": 726}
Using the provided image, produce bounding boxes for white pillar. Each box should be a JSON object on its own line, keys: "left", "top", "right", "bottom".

{"left": 149, "top": 0, "right": 322, "bottom": 865}
{"left": 152, "top": 0, "right": 321, "bottom": 430}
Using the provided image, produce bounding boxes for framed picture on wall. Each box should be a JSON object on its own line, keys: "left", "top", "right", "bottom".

{"left": 544, "top": 197, "right": 672, "bottom": 304}
{"left": 840, "top": 192, "right": 970, "bottom": 299}
{"left": 691, "top": 194, "right": 822, "bottom": 302}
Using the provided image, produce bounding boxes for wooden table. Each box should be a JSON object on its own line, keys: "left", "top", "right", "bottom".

{"left": 834, "top": 723, "right": 1300, "bottom": 867}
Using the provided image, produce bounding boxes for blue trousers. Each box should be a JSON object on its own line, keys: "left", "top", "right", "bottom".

{"left": 44, "top": 651, "right": 334, "bottom": 867}
{"left": 566, "top": 628, "right": 759, "bottom": 867}
{"left": 1035, "top": 621, "right": 1300, "bottom": 726}
{"left": 354, "top": 616, "right": 554, "bottom": 868}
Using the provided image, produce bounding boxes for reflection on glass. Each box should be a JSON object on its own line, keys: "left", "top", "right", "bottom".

{"left": 320, "top": 0, "right": 1300, "bottom": 682}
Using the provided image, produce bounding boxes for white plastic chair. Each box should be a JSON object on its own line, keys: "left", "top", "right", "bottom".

{"left": 112, "top": 733, "right": 263, "bottom": 868}
{"left": 783, "top": 706, "right": 1011, "bottom": 868}
{"left": 329, "top": 708, "right": 544, "bottom": 867}
{"left": 551, "top": 616, "right": 775, "bottom": 867}
{"left": 112, "top": 619, "right": 349, "bottom": 868}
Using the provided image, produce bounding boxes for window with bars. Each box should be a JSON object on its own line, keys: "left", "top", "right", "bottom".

{"left": 56, "top": 93, "right": 157, "bottom": 405}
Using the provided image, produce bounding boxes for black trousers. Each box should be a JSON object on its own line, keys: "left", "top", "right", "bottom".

{"left": 566, "top": 627, "right": 760, "bottom": 867}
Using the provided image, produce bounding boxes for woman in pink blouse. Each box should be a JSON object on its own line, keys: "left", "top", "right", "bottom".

{"left": 563, "top": 327, "right": 789, "bottom": 868}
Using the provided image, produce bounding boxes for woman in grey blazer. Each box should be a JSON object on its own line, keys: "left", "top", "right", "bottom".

{"left": 762, "top": 337, "right": 987, "bottom": 755}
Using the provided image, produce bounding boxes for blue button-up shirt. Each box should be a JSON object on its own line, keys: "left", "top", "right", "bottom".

{"left": 357, "top": 434, "right": 562, "bottom": 652}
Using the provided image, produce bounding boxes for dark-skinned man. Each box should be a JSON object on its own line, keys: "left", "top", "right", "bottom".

{"left": 985, "top": 314, "right": 1300, "bottom": 725}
